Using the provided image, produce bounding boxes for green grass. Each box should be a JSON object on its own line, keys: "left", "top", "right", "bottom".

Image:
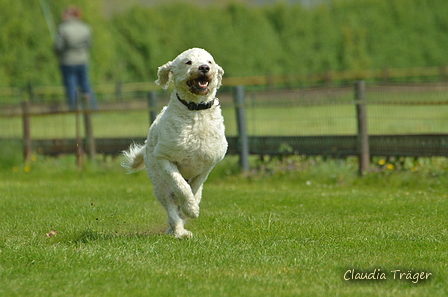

{"left": 1, "top": 156, "right": 447, "bottom": 296}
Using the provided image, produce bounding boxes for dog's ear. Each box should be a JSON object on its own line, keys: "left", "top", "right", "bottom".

{"left": 155, "top": 61, "right": 173, "bottom": 90}
{"left": 216, "top": 63, "right": 224, "bottom": 89}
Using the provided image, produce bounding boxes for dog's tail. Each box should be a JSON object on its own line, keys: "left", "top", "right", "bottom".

{"left": 121, "top": 142, "right": 146, "bottom": 172}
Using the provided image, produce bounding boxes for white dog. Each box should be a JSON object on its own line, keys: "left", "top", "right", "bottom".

{"left": 122, "top": 48, "right": 227, "bottom": 239}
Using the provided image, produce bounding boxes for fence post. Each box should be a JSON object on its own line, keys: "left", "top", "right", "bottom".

{"left": 21, "top": 101, "right": 32, "bottom": 163}
{"left": 75, "top": 91, "right": 84, "bottom": 169}
{"left": 116, "top": 81, "right": 122, "bottom": 101}
{"left": 382, "top": 67, "right": 390, "bottom": 84}
{"left": 147, "top": 91, "right": 158, "bottom": 125}
{"left": 27, "top": 82, "right": 35, "bottom": 102}
{"left": 355, "top": 80, "right": 370, "bottom": 175}
{"left": 233, "top": 85, "right": 249, "bottom": 171}
{"left": 83, "top": 94, "right": 96, "bottom": 160}
{"left": 325, "top": 68, "right": 333, "bottom": 87}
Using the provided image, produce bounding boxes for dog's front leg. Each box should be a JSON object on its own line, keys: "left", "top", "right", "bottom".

{"left": 156, "top": 158, "right": 199, "bottom": 218}
{"left": 189, "top": 168, "right": 213, "bottom": 205}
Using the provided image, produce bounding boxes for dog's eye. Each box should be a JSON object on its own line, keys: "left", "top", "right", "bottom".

{"left": 208, "top": 61, "right": 213, "bottom": 64}
{"left": 186, "top": 61, "right": 192, "bottom": 65}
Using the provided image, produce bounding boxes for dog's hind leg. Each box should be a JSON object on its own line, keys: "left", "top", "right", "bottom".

{"left": 165, "top": 202, "right": 192, "bottom": 239}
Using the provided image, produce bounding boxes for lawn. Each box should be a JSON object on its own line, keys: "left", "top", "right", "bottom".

{"left": 0, "top": 155, "right": 447, "bottom": 296}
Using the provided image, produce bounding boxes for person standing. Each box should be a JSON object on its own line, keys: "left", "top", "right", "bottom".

{"left": 54, "top": 6, "right": 97, "bottom": 110}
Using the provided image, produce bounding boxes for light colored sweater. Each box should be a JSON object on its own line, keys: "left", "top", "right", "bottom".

{"left": 54, "top": 18, "right": 92, "bottom": 66}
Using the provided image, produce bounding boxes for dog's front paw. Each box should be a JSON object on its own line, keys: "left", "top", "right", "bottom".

{"left": 176, "top": 230, "right": 193, "bottom": 239}
{"left": 166, "top": 227, "right": 193, "bottom": 239}
{"left": 182, "top": 203, "right": 199, "bottom": 219}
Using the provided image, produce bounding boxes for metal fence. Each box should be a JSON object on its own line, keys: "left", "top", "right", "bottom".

{"left": 1, "top": 81, "right": 447, "bottom": 172}
{"left": 234, "top": 83, "right": 448, "bottom": 172}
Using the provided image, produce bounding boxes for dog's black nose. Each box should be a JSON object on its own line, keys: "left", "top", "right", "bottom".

{"left": 198, "top": 64, "right": 210, "bottom": 73}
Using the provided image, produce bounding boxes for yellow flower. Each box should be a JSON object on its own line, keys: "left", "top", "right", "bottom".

{"left": 378, "top": 159, "right": 386, "bottom": 165}
{"left": 24, "top": 165, "right": 32, "bottom": 173}
{"left": 31, "top": 155, "right": 38, "bottom": 162}
{"left": 386, "top": 163, "right": 394, "bottom": 170}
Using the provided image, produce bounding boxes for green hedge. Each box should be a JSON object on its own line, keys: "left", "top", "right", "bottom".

{"left": 1, "top": 0, "right": 447, "bottom": 88}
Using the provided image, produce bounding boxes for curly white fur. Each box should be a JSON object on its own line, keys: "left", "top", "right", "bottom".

{"left": 122, "top": 48, "right": 227, "bottom": 239}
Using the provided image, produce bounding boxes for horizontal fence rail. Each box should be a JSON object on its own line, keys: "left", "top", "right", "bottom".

{"left": 10, "top": 134, "right": 447, "bottom": 159}
{"left": 1, "top": 65, "right": 448, "bottom": 103}
{"left": 1, "top": 81, "right": 448, "bottom": 173}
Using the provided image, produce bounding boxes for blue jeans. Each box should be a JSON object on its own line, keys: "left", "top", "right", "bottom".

{"left": 61, "top": 64, "right": 97, "bottom": 110}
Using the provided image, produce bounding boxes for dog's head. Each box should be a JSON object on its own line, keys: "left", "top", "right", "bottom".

{"left": 155, "top": 48, "right": 224, "bottom": 96}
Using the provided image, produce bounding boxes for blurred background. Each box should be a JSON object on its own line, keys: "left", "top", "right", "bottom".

{"left": 1, "top": 0, "right": 447, "bottom": 88}
{"left": 1, "top": 0, "right": 447, "bottom": 167}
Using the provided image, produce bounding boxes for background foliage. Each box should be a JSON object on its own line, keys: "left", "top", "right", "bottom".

{"left": 1, "top": 0, "right": 447, "bottom": 87}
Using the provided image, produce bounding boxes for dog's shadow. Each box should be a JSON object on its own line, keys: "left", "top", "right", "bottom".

{"left": 57, "top": 226, "right": 168, "bottom": 245}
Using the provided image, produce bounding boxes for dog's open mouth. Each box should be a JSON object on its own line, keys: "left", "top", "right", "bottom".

{"left": 187, "top": 76, "right": 211, "bottom": 95}
{"left": 197, "top": 79, "right": 209, "bottom": 89}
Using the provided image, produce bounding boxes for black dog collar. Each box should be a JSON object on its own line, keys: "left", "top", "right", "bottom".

{"left": 176, "top": 93, "right": 215, "bottom": 111}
